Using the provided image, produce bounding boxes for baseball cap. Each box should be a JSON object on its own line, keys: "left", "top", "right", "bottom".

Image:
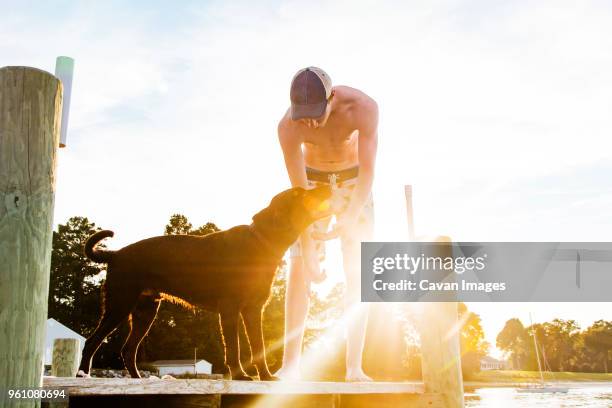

{"left": 290, "top": 67, "right": 332, "bottom": 120}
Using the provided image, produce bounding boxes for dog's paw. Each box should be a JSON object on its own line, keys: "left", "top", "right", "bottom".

{"left": 148, "top": 375, "right": 160, "bottom": 380}
{"left": 76, "top": 370, "right": 91, "bottom": 378}
{"left": 260, "top": 374, "right": 281, "bottom": 381}
{"left": 161, "top": 374, "right": 176, "bottom": 380}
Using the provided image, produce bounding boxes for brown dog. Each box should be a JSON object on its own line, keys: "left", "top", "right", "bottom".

{"left": 77, "top": 186, "right": 332, "bottom": 381}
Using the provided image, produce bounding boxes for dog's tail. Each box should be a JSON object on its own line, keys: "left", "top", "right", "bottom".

{"left": 84, "top": 230, "right": 115, "bottom": 263}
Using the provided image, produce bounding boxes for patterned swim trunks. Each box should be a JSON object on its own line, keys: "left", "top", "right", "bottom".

{"left": 289, "top": 166, "right": 374, "bottom": 260}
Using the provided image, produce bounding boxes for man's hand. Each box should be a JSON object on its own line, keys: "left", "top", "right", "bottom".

{"left": 302, "top": 249, "right": 327, "bottom": 284}
{"left": 311, "top": 213, "right": 359, "bottom": 243}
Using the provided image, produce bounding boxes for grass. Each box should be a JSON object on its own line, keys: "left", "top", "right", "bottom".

{"left": 467, "top": 370, "right": 612, "bottom": 383}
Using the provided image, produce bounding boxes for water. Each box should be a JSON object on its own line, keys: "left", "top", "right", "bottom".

{"left": 465, "top": 384, "right": 612, "bottom": 408}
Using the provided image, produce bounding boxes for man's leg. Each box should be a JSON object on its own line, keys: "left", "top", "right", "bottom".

{"left": 277, "top": 207, "right": 329, "bottom": 380}
{"left": 275, "top": 255, "right": 310, "bottom": 380}
{"left": 342, "top": 240, "right": 372, "bottom": 382}
{"left": 341, "top": 192, "right": 375, "bottom": 382}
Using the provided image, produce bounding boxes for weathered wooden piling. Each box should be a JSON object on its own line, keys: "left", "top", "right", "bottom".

{"left": 417, "top": 237, "right": 465, "bottom": 408}
{"left": 0, "top": 66, "right": 62, "bottom": 407}
{"left": 405, "top": 185, "right": 464, "bottom": 407}
{"left": 51, "top": 338, "right": 80, "bottom": 377}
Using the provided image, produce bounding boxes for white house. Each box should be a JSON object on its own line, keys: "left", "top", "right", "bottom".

{"left": 480, "top": 356, "right": 510, "bottom": 371}
{"left": 151, "top": 359, "right": 212, "bottom": 376}
{"left": 45, "top": 318, "right": 86, "bottom": 366}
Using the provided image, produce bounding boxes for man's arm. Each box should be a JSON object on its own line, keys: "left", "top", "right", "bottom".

{"left": 278, "top": 116, "right": 308, "bottom": 188}
{"left": 278, "top": 116, "right": 324, "bottom": 281}
{"left": 343, "top": 99, "right": 378, "bottom": 223}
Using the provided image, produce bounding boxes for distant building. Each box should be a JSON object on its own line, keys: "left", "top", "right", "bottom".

{"left": 151, "top": 359, "right": 212, "bottom": 376}
{"left": 45, "top": 318, "right": 86, "bottom": 366}
{"left": 480, "top": 356, "right": 510, "bottom": 371}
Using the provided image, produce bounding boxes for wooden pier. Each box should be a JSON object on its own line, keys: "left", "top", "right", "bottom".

{"left": 43, "top": 377, "right": 441, "bottom": 407}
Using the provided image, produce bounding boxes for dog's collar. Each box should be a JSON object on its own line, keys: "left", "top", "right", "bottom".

{"left": 248, "top": 224, "right": 280, "bottom": 257}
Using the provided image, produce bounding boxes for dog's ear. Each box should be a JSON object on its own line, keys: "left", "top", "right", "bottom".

{"left": 253, "top": 206, "right": 293, "bottom": 234}
{"left": 252, "top": 208, "right": 268, "bottom": 226}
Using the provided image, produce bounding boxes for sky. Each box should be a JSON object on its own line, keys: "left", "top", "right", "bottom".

{"left": 2, "top": 0, "right": 611, "bottom": 358}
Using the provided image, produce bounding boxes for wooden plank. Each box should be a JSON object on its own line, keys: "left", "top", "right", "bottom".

{"left": 0, "top": 66, "right": 62, "bottom": 408}
{"left": 339, "top": 393, "right": 445, "bottom": 408}
{"left": 64, "top": 395, "right": 220, "bottom": 408}
{"left": 222, "top": 394, "right": 335, "bottom": 408}
{"left": 43, "top": 377, "right": 425, "bottom": 396}
{"left": 61, "top": 392, "right": 443, "bottom": 408}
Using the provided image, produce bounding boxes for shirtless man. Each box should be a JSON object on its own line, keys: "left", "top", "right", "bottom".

{"left": 276, "top": 67, "right": 378, "bottom": 382}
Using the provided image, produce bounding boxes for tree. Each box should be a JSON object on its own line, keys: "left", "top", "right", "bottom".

{"left": 547, "top": 319, "right": 580, "bottom": 372}
{"left": 164, "top": 214, "right": 193, "bottom": 235}
{"left": 530, "top": 319, "right": 580, "bottom": 372}
{"left": 497, "top": 318, "right": 529, "bottom": 370}
{"left": 192, "top": 222, "right": 221, "bottom": 236}
{"left": 584, "top": 320, "right": 612, "bottom": 373}
{"left": 48, "top": 217, "right": 105, "bottom": 335}
{"left": 48, "top": 216, "right": 126, "bottom": 368}
{"left": 164, "top": 214, "right": 221, "bottom": 237}
{"left": 458, "top": 303, "right": 489, "bottom": 377}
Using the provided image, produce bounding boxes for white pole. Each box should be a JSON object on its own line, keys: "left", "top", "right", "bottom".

{"left": 529, "top": 313, "right": 545, "bottom": 384}
{"left": 54, "top": 56, "right": 74, "bottom": 148}
{"left": 404, "top": 185, "right": 416, "bottom": 240}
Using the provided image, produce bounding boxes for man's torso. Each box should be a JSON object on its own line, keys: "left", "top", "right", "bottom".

{"left": 280, "top": 85, "right": 375, "bottom": 171}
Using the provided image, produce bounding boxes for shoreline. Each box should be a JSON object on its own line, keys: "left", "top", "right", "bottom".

{"left": 464, "top": 370, "right": 612, "bottom": 387}
{"left": 465, "top": 381, "right": 612, "bottom": 389}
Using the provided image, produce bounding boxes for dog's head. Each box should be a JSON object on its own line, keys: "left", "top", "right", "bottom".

{"left": 252, "top": 185, "right": 333, "bottom": 247}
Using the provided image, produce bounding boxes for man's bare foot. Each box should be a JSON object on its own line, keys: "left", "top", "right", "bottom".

{"left": 345, "top": 370, "right": 373, "bottom": 382}
{"left": 76, "top": 370, "right": 91, "bottom": 378}
{"left": 274, "top": 366, "right": 301, "bottom": 381}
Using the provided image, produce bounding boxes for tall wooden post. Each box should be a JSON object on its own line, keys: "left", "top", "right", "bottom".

{"left": 0, "top": 67, "right": 62, "bottom": 407}
{"left": 418, "top": 236, "right": 464, "bottom": 408}
{"left": 404, "top": 186, "right": 464, "bottom": 407}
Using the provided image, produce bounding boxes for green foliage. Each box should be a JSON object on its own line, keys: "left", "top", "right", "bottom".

{"left": 48, "top": 217, "right": 104, "bottom": 336}
{"left": 164, "top": 214, "right": 193, "bottom": 235}
{"left": 458, "top": 303, "right": 490, "bottom": 377}
{"left": 583, "top": 320, "right": 612, "bottom": 373}
{"left": 496, "top": 317, "right": 612, "bottom": 374}
{"left": 470, "top": 369, "right": 612, "bottom": 383}
{"left": 537, "top": 319, "right": 581, "bottom": 372}
{"left": 497, "top": 318, "right": 530, "bottom": 370}
{"left": 48, "top": 216, "right": 128, "bottom": 368}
